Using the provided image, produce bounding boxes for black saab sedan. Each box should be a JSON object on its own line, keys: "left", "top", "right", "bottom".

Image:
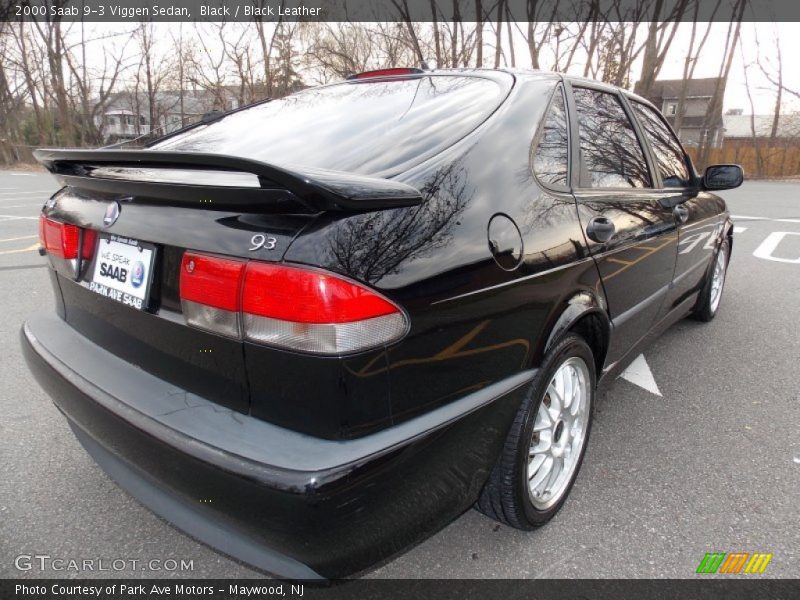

{"left": 23, "top": 68, "right": 742, "bottom": 579}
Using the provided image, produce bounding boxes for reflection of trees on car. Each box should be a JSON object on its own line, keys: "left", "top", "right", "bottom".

{"left": 573, "top": 87, "right": 651, "bottom": 189}
{"left": 327, "top": 159, "right": 472, "bottom": 284}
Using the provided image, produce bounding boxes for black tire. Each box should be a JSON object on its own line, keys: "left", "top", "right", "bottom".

{"left": 692, "top": 238, "right": 730, "bottom": 322}
{"left": 476, "top": 333, "right": 596, "bottom": 529}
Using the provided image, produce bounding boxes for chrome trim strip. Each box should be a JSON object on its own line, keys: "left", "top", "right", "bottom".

{"left": 89, "top": 166, "right": 261, "bottom": 188}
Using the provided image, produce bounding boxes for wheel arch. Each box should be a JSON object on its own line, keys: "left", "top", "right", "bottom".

{"left": 723, "top": 216, "right": 734, "bottom": 257}
{"left": 543, "top": 291, "right": 611, "bottom": 377}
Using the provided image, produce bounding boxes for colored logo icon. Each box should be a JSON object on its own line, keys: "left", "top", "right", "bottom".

{"left": 131, "top": 261, "right": 145, "bottom": 288}
{"left": 696, "top": 552, "right": 773, "bottom": 574}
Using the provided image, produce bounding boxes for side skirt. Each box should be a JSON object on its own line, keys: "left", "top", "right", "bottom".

{"left": 597, "top": 291, "right": 699, "bottom": 391}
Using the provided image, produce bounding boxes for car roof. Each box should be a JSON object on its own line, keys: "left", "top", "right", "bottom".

{"left": 425, "top": 67, "right": 561, "bottom": 83}
{"left": 423, "top": 68, "right": 659, "bottom": 111}
{"left": 560, "top": 74, "right": 660, "bottom": 111}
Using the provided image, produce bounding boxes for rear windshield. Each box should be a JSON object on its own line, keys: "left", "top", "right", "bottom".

{"left": 151, "top": 74, "right": 512, "bottom": 177}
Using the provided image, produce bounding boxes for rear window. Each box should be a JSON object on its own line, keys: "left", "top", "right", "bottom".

{"left": 152, "top": 74, "right": 512, "bottom": 177}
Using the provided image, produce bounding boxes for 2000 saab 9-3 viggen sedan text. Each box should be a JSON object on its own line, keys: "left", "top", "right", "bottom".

{"left": 23, "top": 68, "right": 742, "bottom": 579}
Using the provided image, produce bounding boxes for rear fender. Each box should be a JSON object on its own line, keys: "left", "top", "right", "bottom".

{"left": 543, "top": 291, "right": 611, "bottom": 375}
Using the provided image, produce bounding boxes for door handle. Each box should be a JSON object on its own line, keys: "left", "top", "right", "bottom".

{"left": 673, "top": 204, "right": 689, "bottom": 224}
{"left": 586, "top": 216, "right": 615, "bottom": 243}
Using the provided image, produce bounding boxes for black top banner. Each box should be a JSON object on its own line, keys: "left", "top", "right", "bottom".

{"left": 0, "top": 0, "right": 795, "bottom": 23}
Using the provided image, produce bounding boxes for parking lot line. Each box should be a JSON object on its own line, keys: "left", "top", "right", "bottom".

{"left": 732, "top": 214, "right": 800, "bottom": 223}
{"left": 0, "top": 235, "right": 37, "bottom": 243}
{"left": 0, "top": 243, "right": 38, "bottom": 255}
{"left": 0, "top": 191, "right": 54, "bottom": 196}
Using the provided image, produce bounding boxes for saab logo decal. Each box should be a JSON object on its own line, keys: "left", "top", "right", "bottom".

{"left": 696, "top": 552, "right": 773, "bottom": 574}
{"left": 103, "top": 202, "right": 121, "bottom": 227}
{"left": 131, "top": 261, "right": 145, "bottom": 288}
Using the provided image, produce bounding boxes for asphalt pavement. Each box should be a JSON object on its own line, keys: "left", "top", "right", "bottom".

{"left": 0, "top": 171, "right": 797, "bottom": 579}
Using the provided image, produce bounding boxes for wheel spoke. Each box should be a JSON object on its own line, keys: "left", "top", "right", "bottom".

{"left": 570, "top": 433, "right": 582, "bottom": 458}
{"left": 544, "top": 456, "right": 563, "bottom": 493}
{"left": 527, "top": 453, "right": 546, "bottom": 479}
{"left": 534, "top": 403, "right": 552, "bottom": 431}
{"left": 529, "top": 455, "right": 554, "bottom": 491}
{"left": 562, "top": 366, "right": 574, "bottom": 410}
{"left": 547, "top": 382, "right": 563, "bottom": 420}
{"left": 529, "top": 429, "right": 552, "bottom": 454}
{"left": 569, "top": 368, "right": 581, "bottom": 416}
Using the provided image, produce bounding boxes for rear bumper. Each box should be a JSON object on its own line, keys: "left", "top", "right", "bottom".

{"left": 21, "top": 313, "right": 533, "bottom": 579}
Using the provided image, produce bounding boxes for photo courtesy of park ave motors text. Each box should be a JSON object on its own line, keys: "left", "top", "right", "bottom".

{"left": 1, "top": 0, "right": 798, "bottom": 591}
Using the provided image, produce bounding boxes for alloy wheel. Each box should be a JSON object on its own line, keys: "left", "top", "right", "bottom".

{"left": 709, "top": 246, "right": 727, "bottom": 313}
{"left": 527, "top": 356, "right": 591, "bottom": 510}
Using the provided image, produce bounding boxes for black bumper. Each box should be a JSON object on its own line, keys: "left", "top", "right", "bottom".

{"left": 21, "top": 313, "right": 533, "bottom": 579}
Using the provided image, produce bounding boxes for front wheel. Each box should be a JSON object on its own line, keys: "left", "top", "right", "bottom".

{"left": 476, "top": 334, "right": 595, "bottom": 529}
{"left": 692, "top": 238, "right": 730, "bottom": 322}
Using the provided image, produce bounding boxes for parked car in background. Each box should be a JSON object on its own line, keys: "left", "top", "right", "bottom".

{"left": 23, "top": 68, "right": 742, "bottom": 579}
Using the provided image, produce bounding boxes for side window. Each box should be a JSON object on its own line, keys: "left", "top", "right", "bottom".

{"left": 573, "top": 87, "right": 651, "bottom": 189}
{"left": 631, "top": 102, "right": 691, "bottom": 188}
{"left": 532, "top": 85, "right": 569, "bottom": 188}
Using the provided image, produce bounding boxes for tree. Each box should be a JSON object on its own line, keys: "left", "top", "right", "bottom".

{"left": 635, "top": 0, "right": 691, "bottom": 99}
{"left": 698, "top": 0, "right": 746, "bottom": 167}
{"left": 673, "top": 0, "right": 721, "bottom": 135}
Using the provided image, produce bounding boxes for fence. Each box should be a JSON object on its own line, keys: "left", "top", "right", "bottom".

{"left": 6, "top": 137, "right": 800, "bottom": 178}
{"left": 686, "top": 139, "right": 800, "bottom": 178}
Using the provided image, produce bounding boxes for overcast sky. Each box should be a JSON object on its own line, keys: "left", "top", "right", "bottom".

{"left": 71, "top": 21, "right": 800, "bottom": 115}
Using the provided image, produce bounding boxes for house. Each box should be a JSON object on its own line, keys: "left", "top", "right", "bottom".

{"left": 99, "top": 108, "right": 150, "bottom": 143}
{"left": 634, "top": 77, "right": 725, "bottom": 148}
{"left": 94, "top": 87, "right": 248, "bottom": 144}
{"left": 722, "top": 112, "right": 800, "bottom": 140}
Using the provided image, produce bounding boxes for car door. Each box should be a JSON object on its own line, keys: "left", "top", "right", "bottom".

{"left": 566, "top": 83, "right": 679, "bottom": 366}
{"left": 628, "top": 99, "right": 726, "bottom": 315}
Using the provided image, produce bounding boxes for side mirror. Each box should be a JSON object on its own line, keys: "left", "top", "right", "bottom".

{"left": 703, "top": 164, "right": 743, "bottom": 191}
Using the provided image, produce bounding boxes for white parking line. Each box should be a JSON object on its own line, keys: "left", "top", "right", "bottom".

{"left": 0, "top": 190, "right": 53, "bottom": 196}
{"left": 0, "top": 215, "right": 38, "bottom": 221}
{"left": 753, "top": 232, "right": 800, "bottom": 264}
{"left": 619, "top": 354, "right": 662, "bottom": 396}
{"left": 0, "top": 235, "right": 37, "bottom": 243}
{"left": 732, "top": 214, "right": 800, "bottom": 224}
{"left": 733, "top": 226, "right": 747, "bottom": 233}
{"left": 0, "top": 242, "right": 38, "bottom": 255}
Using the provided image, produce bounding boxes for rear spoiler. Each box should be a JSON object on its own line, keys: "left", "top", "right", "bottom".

{"left": 33, "top": 149, "right": 423, "bottom": 213}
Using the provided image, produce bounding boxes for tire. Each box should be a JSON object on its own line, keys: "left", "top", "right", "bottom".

{"left": 692, "top": 238, "right": 730, "bottom": 322}
{"left": 476, "top": 333, "right": 596, "bottom": 529}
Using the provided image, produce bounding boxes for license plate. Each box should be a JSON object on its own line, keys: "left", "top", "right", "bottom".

{"left": 89, "top": 234, "right": 156, "bottom": 310}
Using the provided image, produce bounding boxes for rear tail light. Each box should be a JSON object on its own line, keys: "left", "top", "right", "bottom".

{"left": 180, "top": 253, "right": 245, "bottom": 338}
{"left": 39, "top": 215, "right": 96, "bottom": 260}
{"left": 179, "top": 252, "right": 408, "bottom": 354}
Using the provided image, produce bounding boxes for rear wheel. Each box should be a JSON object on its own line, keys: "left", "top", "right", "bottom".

{"left": 692, "top": 238, "right": 729, "bottom": 322}
{"left": 477, "top": 334, "right": 595, "bottom": 529}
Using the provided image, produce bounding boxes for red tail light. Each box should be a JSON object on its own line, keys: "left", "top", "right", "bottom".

{"left": 179, "top": 252, "right": 408, "bottom": 354}
{"left": 180, "top": 253, "right": 244, "bottom": 312}
{"left": 81, "top": 229, "right": 97, "bottom": 260}
{"left": 180, "top": 253, "right": 245, "bottom": 338}
{"left": 242, "top": 263, "right": 398, "bottom": 323}
{"left": 39, "top": 215, "right": 96, "bottom": 260}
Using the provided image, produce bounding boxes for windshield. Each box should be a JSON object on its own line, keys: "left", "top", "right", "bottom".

{"left": 151, "top": 74, "right": 512, "bottom": 177}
